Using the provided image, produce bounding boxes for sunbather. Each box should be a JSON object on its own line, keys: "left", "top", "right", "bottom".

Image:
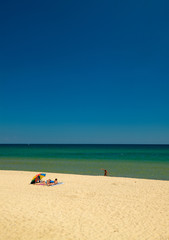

{"left": 46, "top": 178, "right": 58, "bottom": 186}
{"left": 35, "top": 178, "right": 58, "bottom": 186}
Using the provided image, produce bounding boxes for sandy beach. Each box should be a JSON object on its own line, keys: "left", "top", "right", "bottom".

{"left": 0, "top": 170, "right": 169, "bottom": 240}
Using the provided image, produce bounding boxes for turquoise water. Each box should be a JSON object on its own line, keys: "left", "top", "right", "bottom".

{"left": 0, "top": 144, "right": 169, "bottom": 180}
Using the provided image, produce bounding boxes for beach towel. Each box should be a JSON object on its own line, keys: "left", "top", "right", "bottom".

{"left": 32, "top": 182, "right": 63, "bottom": 186}
{"left": 50, "top": 182, "right": 64, "bottom": 186}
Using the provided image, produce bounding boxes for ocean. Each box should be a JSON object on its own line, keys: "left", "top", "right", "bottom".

{"left": 0, "top": 144, "right": 169, "bottom": 180}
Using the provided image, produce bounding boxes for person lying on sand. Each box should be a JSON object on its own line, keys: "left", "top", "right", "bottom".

{"left": 35, "top": 178, "right": 58, "bottom": 186}
{"left": 46, "top": 178, "right": 58, "bottom": 186}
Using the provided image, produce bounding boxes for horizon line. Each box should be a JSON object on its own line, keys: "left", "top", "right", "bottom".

{"left": 0, "top": 143, "right": 169, "bottom": 145}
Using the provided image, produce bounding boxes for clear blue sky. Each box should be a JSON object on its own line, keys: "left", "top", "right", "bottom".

{"left": 0, "top": 0, "right": 169, "bottom": 144}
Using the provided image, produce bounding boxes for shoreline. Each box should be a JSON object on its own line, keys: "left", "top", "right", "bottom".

{"left": 0, "top": 170, "right": 169, "bottom": 240}
{"left": 1, "top": 168, "right": 169, "bottom": 182}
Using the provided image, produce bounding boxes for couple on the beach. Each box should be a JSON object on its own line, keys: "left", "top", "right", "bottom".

{"left": 35, "top": 176, "right": 58, "bottom": 186}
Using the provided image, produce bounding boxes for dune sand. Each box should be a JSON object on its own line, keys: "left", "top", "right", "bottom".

{"left": 0, "top": 170, "right": 169, "bottom": 240}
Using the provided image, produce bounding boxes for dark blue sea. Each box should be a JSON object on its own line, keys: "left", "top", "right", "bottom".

{"left": 0, "top": 144, "right": 169, "bottom": 180}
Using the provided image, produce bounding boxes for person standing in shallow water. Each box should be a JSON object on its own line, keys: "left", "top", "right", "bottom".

{"left": 101, "top": 169, "right": 109, "bottom": 176}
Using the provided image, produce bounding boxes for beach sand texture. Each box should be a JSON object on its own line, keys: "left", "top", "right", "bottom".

{"left": 0, "top": 170, "right": 169, "bottom": 240}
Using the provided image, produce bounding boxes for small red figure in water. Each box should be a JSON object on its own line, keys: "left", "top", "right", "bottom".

{"left": 101, "top": 169, "right": 109, "bottom": 176}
